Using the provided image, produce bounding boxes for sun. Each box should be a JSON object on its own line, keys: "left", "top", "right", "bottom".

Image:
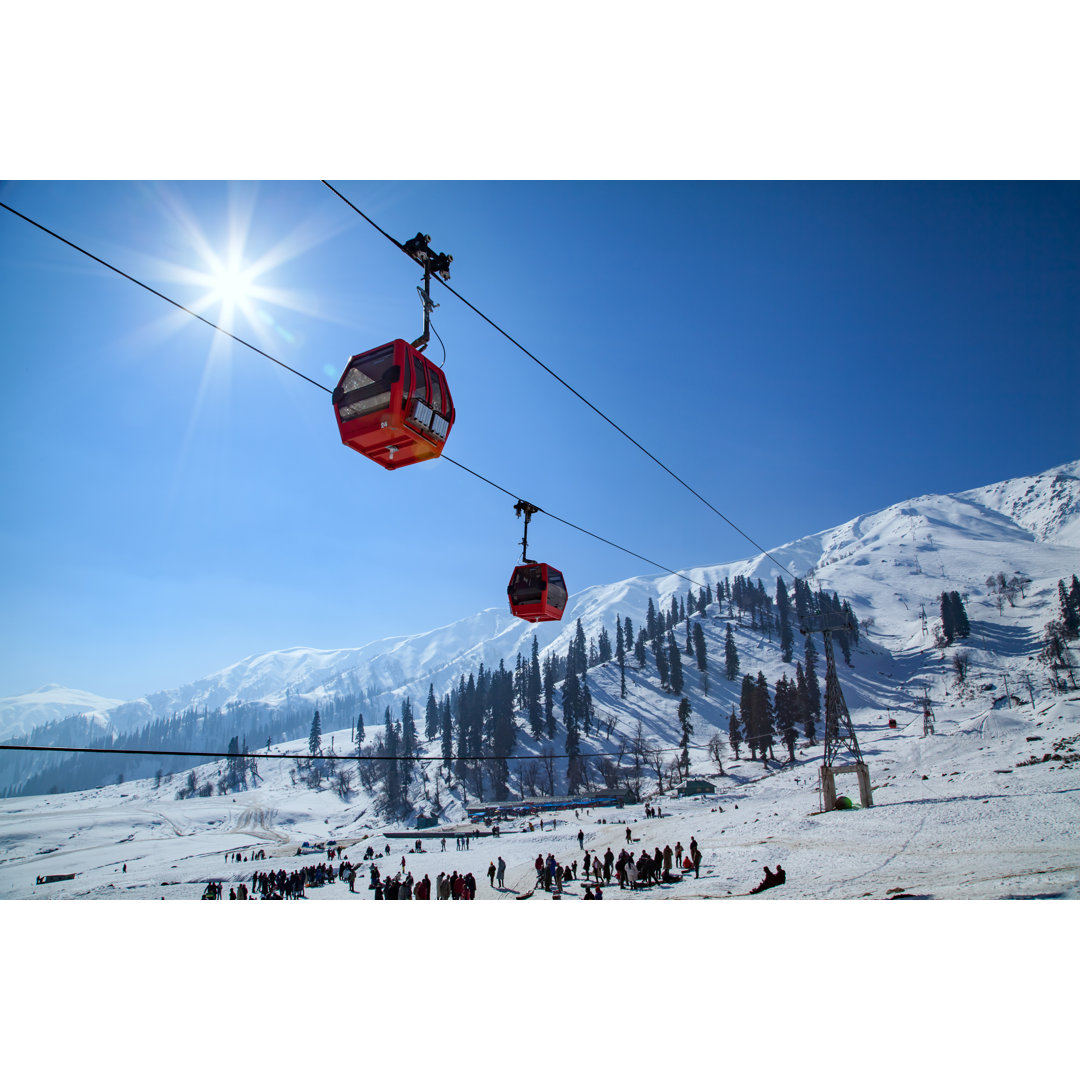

{"left": 140, "top": 182, "right": 333, "bottom": 350}
{"left": 202, "top": 251, "right": 261, "bottom": 331}
{"left": 208, "top": 257, "right": 258, "bottom": 309}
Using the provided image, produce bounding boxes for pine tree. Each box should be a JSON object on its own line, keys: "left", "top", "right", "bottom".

{"left": 615, "top": 617, "right": 627, "bottom": 699}
{"left": 646, "top": 598, "right": 658, "bottom": 642}
{"left": 804, "top": 638, "right": 821, "bottom": 734}
{"left": 581, "top": 671, "right": 594, "bottom": 737}
{"left": 724, "top": 624, "right": 740, "bottom": 681}
{"left": 739, "top": 674, "right": 756, "bottom": 759}
{"left": 424, "top": 684, "right": 439, "bottom": 741}
{"left": 655, "top": 635, "right": 670, "bottom": 688}
{"left": 753, "top": 671, "right": 774, "bottom": 766}
{"left": 1059, "top": 579, "right": 1080, "bottom": 639}
{"left": 795, "top": 662, "right": 815, "bottom": 745}
{"left": 728, "top": 708, "right": 742, "bottom": 760}
{"left": 634, "top": 629, "right": 648, "bottom": 668}
{"left": 678, "top": 696, "right": 693, "bottom": 775}
{"left": 401, "top": 698, "right": 417, "bottom": 761}
{"left": 356, "top": 712, "right": 365, "bottom": 746}
{"left": 952, "top": 592, "right": 970, "bottom": 639}
{"left": 667, "top": 632, "right": 684, "bottom": 694}
{"left": 940, "top": 591, "right": 956, "bottom": 644}
{"left": 598, "top": 625, "right": 613, "bottom": 664}
{"left": 490, "top": 659, "right": 515, "bottom": 800}
{"left": 388, "top": 708, "right": 406, "bottom": 812}
{"left": 775, "top": 674, "right": 799, "bottom": 762}
{"left": 564, "top": 706, "right": 581, "bottom": 793}
{"left": 692, "top": 621, "right": 708, "bottom": 673}
{"left": 776, "top": 577, "right": 794, "bottom": 663}
{"left": 440, "top": 697, "right": 453, "bottom": 766}
{"left": 543, "top": 654, "right": 556, "bottom": 739}
{"left": 528, "top": 636, "right": 543, "bottom": 738}
{"left": 308, "top": 711, "right": 322, "bottom": 756}
{"left": 563, "top": 668, "right": 581, "bottom": 732}
{"left": 572, "top": 619, "right": 588, "bottom": 676}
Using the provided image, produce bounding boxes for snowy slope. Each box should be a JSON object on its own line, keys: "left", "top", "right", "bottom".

{"left": 2, "top": 680, "right": 1077, "bottom": 901}
{"left": 3, "top": 459, "right": 1078, "bottom": 752}
{"left": 2, "top": 456, "right": 1079, "bottom": 900}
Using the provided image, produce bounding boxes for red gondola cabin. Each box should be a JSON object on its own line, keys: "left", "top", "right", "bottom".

{"left": 508, "top": 562, "right": 568, "bottom": 623}
{"left": 333, "top": 339, "right": 454, "bottom": 470}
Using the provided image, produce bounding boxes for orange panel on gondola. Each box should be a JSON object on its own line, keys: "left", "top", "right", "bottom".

{"left": 508, "top": 561, "right": 568, "bottom": 623}
{"left": 332, "top": 339, "right": 454, "bottom": 470}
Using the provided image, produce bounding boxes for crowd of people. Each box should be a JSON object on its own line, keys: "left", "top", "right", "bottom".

{"left": 367, "top": 862, "right": 480, "bottom": 899}
{"left": 195, "top": 801, "right": 790, "bottom": 900}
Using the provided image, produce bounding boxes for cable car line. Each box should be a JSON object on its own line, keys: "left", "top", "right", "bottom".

{"left": 0, "top": 199, "right": 333, "bottom": 396}
{"left": 321, "top": 180, "right": 797, "bottom": 583}
{"left": 0, "top": 742, "right": 708, "bottom": 764}
{"left": 0, "top": 200, "right": 705, "bottom": 591}
{"left": 442, "top": 455, "right": 704, "bottom": 589}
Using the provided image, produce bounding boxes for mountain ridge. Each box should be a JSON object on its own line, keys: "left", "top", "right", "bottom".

{"left": 3, "top": 457, "right": 1077, "bottom": 744}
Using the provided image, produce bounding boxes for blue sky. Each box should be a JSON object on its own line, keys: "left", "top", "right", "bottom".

{"left": 1, "top": 180, "right": 1077, "bottom": 700}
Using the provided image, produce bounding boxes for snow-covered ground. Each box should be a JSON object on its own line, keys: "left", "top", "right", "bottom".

{"left": 5, "top": 686, "right": 1077, "bottom": 902}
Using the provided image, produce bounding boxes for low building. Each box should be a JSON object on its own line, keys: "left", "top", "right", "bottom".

{"left": 677, "top": 779, "right": 716, "bottom": 797}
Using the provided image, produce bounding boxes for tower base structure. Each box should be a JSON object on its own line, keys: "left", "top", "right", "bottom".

{"left": 819, "top": 763, "right": 873, "bottom": 812}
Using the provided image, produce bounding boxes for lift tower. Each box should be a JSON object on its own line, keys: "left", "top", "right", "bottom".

{"left": 801, "top": 612, "right": 872, "bottom": 811}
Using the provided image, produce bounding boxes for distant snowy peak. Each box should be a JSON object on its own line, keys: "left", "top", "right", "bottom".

{"left": 963, "top": 461, "right": 1080, "bottom": 546}
{"left": 0, "top": 685, "right": 123, "bottom": 739}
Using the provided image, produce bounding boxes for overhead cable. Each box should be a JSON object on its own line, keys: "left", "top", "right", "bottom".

{"left": 0, "top": 200, "right": 704, "bottom": 590}
{"left": 320, "top": 180, "right": 797, "bottom": 583}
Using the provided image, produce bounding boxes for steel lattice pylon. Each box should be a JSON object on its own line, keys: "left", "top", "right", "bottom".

{"left": 801, "top": 613, "right": 871, "bottom": 810}
{"left": 820, "top": 627, "right": 865, "bottom": 768}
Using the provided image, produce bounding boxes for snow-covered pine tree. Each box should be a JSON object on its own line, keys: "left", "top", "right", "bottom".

{"left": 724, "top": 624, "right": 740, "bottom": 681}
{"left": 598, "top": 624, "right": 612, "bottom": 664}
{"left": 754, "top": 671, "right": 775, "bottom": 765}
{"left": 440, "top": 697, "right": 453, "bottom": 766}
{"left": 528, "top": 636, "right": 543, "bottom": 738}
{"left": 739, "top": 674, "right": 755, "bottom": 759}
{"left": 692, "top": 621, "right": 708, "bottom": 673}
{"left": 776, "top": 577, "right": 794, "bottom": 663}
{"left": 678, "top": 696, "right": 693, "bottom": 774}
{"left": 615, "top": 616, "right": 627, "bottom": 699}
{"left": 775, "top": 673, "right": 799, "bottom": 762}
{"left": 655, "top": 634, "right": 671, "bottom": 688}
{"left": 725, "top": 708, "right": 743, "bottom": 760}
{"left": 425, "top": 685, "right": 439, "bottom": 741}
{"left": 634, "top": 628, "right": 648, "bottom": 668}
{"left": 1058, "top": 578, "right": 1079, "bottom": 639}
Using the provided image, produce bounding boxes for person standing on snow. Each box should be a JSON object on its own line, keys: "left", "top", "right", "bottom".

{"left": 488, "top": 861, "right": 496, "bottom": 888}
{"left": 496, "top": 856, "right": 506, "bottom": 889}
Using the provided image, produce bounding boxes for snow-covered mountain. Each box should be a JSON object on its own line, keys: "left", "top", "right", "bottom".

{"left": 3, "top": 460, "right": 1079, "bottom": 902}
{"left": 4, "top": 459, "right": 1078, "bottom": 747}
{"left": 0, "top": 685, "right": 122, "bottom": 740}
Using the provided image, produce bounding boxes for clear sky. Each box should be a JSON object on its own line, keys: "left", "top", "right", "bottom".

{"left": 1, "top": 179, "right": 1076, "bottom": 700}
